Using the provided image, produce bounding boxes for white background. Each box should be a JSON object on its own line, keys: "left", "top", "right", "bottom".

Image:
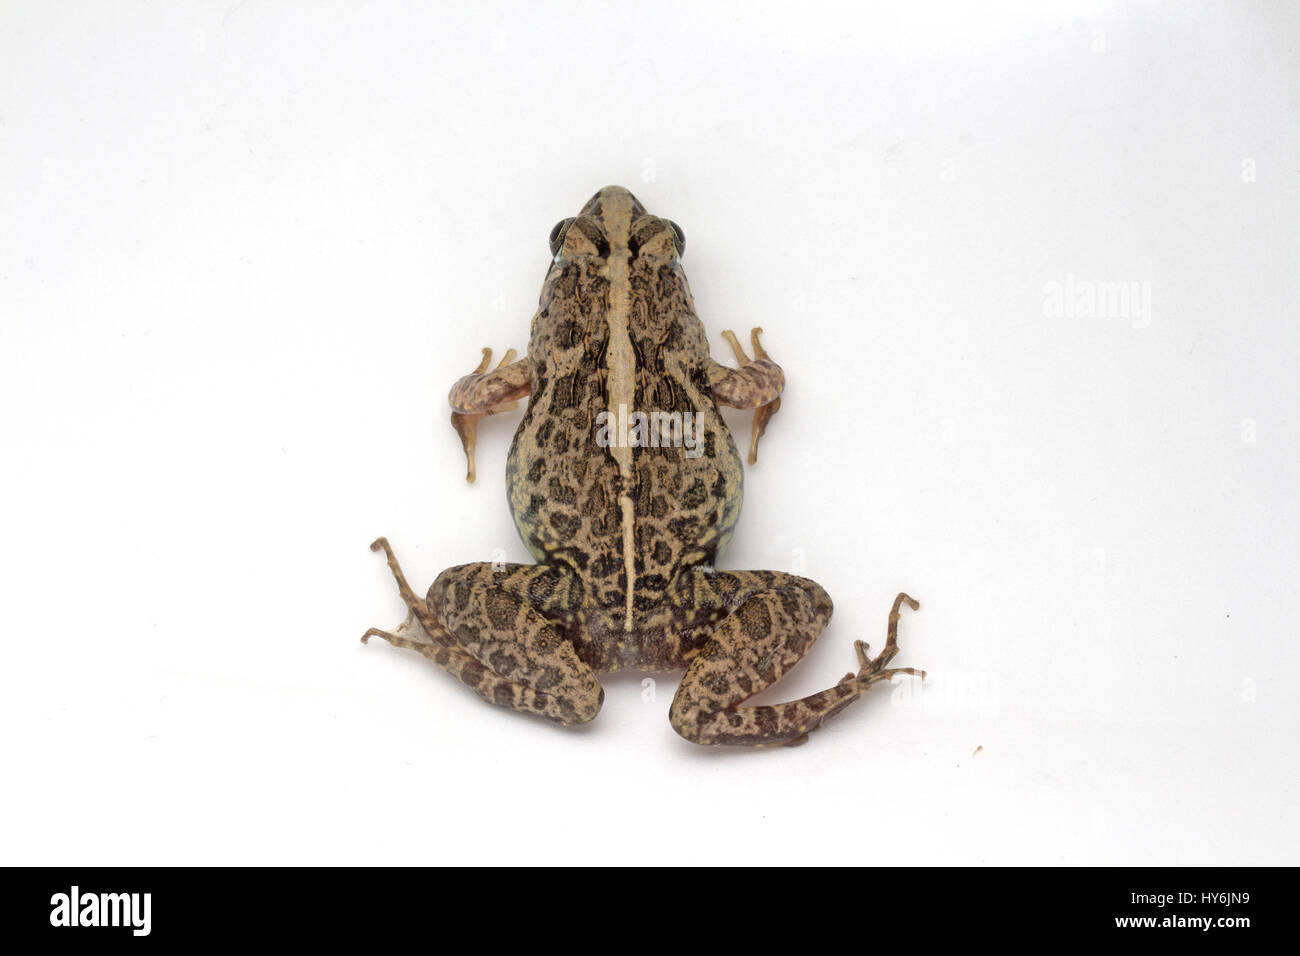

{"left": 2, "top": 1, "right": 1297, "bottom": 865}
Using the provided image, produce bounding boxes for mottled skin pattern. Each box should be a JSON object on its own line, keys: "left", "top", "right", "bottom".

{"left": 364, "top": 186, "right": 923, "bottom": 746}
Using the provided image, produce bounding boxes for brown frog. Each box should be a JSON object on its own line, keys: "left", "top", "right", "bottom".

{"left": 364, "top": 185, "right": 923, "bottom": 746}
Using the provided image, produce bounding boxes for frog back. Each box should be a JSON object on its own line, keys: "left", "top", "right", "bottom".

{"left": 506, "top": 186, "right": 744, "bottom": 627}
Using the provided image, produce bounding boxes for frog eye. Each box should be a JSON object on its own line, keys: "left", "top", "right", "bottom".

{"left": 549, "top": 218, "right": 576, "bottom": 258}
{"left": 665, "top": 219, "right": 686, "bottom": 258}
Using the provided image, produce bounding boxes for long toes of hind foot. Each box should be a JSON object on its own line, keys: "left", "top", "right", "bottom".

{"left": 849, "top": 639, "right": 926, "bottom": 686}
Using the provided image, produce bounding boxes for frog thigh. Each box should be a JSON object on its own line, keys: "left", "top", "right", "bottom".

{"left": 365, "top": 539, "right": 601, "bottom": 726}
{"left": 426, "top": 562, "right": 602, "bottom": 725}
{"left": 667, "top": 570, "right": 922, "bottom": 746}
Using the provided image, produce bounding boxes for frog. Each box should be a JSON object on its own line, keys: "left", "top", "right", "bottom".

{"left": 363, "top": 185, "right": 924, "bottom": 746}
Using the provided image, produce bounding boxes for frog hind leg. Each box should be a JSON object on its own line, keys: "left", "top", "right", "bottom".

{"left": 363, "top": 538, "right": 602, "bottom": 726}
{"left": 667, "top": 570, "right": 923, "bottom": 747}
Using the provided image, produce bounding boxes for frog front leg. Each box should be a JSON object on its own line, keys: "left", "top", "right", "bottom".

{"left": 667, "top": 569, "right": 924, "bottom": 746}
{"left": 707, "top": 327, "right": 784, "bottom": 463}
{"left": 449, "top": 346, "right": 532, "bottom": 482}
{"left": 363, "top": 538, "right": 603, "bottom": 725}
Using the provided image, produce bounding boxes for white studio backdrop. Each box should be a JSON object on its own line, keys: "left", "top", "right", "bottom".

{"left": 1, "top": 1, "right": 1297, "bottom": 865}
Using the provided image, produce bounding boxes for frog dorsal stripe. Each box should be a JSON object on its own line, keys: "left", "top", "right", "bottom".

{"left": 595, "top": 186, "right": 640, "bottom": 633}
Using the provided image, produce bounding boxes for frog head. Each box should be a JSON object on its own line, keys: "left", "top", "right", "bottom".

{"left": 548, "top": 186, "right": 685, "bottom": 266}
